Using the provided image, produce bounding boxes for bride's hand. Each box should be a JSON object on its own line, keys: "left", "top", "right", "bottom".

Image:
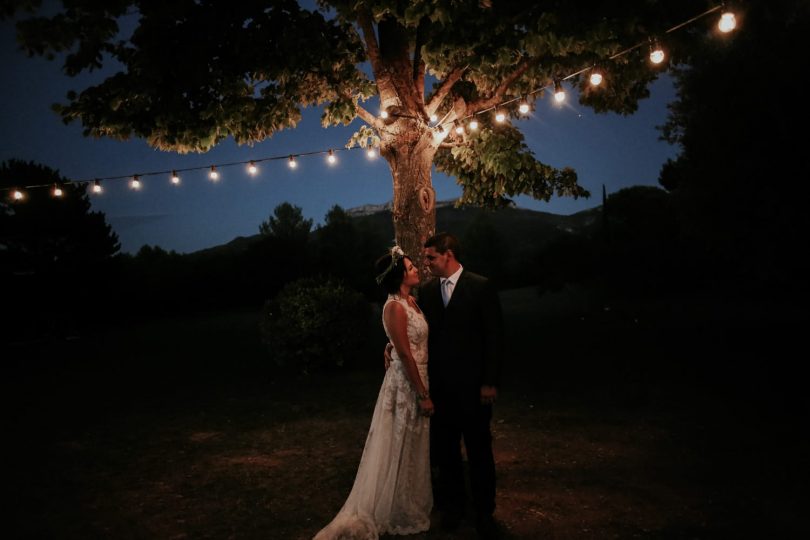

{"left": 383, "top": 343, "right": 393, "bottom": 369}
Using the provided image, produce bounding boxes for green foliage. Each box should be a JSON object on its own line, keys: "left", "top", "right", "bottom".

{"left": 434, "top": 124, "right": 587, "bottom": 208}
{"left": 7, "top": 0, "right": 707, "bottom": 217}
{"left": 260, "top": 277, "right": 369, "bottom": 374}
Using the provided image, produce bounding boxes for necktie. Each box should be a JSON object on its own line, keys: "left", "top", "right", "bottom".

{"left": 441, "top": 278, "right": 452, "bottom": 306}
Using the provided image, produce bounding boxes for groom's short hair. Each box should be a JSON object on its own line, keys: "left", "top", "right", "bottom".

{"left": 425, "top": 232, "right": 461, "bottom": 262}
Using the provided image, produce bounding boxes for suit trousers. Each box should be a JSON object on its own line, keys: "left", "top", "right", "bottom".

{"left": 431, "top": 400, "right": 496, "bottom": 517}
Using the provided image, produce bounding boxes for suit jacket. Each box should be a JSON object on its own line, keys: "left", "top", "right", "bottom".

{"left": 419, "top": 270, "right": 504, "bottom": 410}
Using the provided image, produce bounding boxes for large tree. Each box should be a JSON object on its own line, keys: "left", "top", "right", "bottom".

{"left": 6, "top": 0, "right": 713, "bottom": 265}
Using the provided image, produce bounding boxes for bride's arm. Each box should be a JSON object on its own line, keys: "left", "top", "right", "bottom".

{"left": 383, "top": 302, "right": 433, "bottom": 413}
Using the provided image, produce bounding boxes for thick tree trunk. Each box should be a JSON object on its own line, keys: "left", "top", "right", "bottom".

{"left": 380, "top": 128, "right": 438, "bottom": 281}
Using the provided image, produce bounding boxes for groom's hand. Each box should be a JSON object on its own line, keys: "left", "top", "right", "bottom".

{"left": 383, "top": 343, "right": 393, "bottom": 369}
{"left": 480, "top": 385, "right": 498, "bottom": 405}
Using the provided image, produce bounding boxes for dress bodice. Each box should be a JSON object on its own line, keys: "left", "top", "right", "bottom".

{"left": 383, "top": 294, "right": 429, "bottom": 370}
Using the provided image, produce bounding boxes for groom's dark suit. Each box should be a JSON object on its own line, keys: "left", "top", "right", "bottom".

{"left": 420, "top": 269, "right": 504, "bottom": 519}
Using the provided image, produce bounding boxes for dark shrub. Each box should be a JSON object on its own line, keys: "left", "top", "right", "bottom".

{"left": 260, "top": 277, "right": 369, "bottom": 374}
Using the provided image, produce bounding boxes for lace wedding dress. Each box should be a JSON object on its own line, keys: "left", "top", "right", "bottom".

{"left": 313, "top": 295, "right": 432, "bottom": 539}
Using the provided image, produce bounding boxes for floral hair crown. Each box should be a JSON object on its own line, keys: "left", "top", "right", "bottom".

{"left": 375, "top": 245, "right": 405, "bottom": 285}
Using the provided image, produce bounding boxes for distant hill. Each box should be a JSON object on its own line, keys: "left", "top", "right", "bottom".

{"left": 189, "top": 201, "right": 602, "bottom": 260}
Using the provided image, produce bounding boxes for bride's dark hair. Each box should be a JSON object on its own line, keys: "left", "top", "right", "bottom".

{"left": 374, "top": 253, "right": 410, "bottom": 294}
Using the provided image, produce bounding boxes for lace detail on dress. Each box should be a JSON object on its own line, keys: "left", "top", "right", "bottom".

{"left": 313, "top": 295, "right": 432, "bottom": 539}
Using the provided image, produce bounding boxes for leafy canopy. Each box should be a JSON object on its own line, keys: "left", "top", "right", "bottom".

{"left": 7, "top": 0, "right": 708, "bottom": 206}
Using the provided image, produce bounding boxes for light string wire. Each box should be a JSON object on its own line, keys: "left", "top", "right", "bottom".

{"left": 3, "top": 4, "right": 731, "bottom": 197}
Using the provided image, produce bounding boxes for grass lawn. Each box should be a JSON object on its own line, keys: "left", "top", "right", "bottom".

{"left": 6, "top": 287, "right": 808, "bottom": 539}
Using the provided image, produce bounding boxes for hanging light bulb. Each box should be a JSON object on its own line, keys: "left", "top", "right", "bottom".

{"left": 366, "top": 147, "right": 377, "bottom": 159}
{"left": 171, "top": 171, "right": 181, "bottom": 185}
{"left": 649, "top": 40, "right": 665, "bottom": 64}
{"left": 718, "top": 10, "right": 736, "bottom": 33}
{"left": 430, "top": 113, "right": 438, "bottom": 123}
{"left": 12, "top": 189, "right": 25, "bottom": 201}
{"left": 92, "top": 179, "right": 103, "bottom": 194}
{"left": 52, "top": 184, "right": 64, "bottom": 197}
{"left": 288, "top": 155, "right": 298, "bottom": 169}
{"left": 454, "top": 122, "right": 464, "bottom": 135}
{"left": 518, "top": 97, "right": 530, "bottom": 114}
{"left": 327, "top": 149, "right": 337, "bottom": 165}
{"left": 554, "top": 80, "right": 566, "bottom": 102}
{"left": 469, "top": 119, "right": 479, "bottom": 130}
{"left": 247, "top": 161, "right": 258, "bottom": 176}
{"left": 589, "top": 67, "right": 604, "bottom": 86}
{"left": 130, "top": 175, "right": 142, "bottom": 190}
{"left": 209, "top": 166, "right": 219, "bottom": 181}
{"left": 495, "top": 111, "right": 506, "bottom": 123}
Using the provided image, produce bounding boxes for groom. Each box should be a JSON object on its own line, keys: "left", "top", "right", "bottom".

{"left": 419, "top": 232, "right": 504, "bottom": 538}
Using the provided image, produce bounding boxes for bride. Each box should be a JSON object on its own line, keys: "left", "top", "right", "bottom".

{"left": 313, "top": 246, "right": 434, "bottom": 539}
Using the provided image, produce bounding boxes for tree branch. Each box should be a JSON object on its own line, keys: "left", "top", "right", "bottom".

{"left": 466, "top": 58, "right": 535, "bottom": 114}
{"left": 413, "top": 17, "right": 427, "bottom": 108}
{"left": 357, "top": 7, "right": 384, "bottom": 79}
{"left": 426, "top": 66, "right": 467, "bottom": 116}
{"left": 354, "top": 102, "right": 383, "bottom": 130}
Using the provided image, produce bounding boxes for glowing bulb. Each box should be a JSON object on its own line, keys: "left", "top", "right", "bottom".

{"left": 649, "top": 42, "right": 665, "bottom": 64}
{"left": 495, "top": 111, "right": 506, "bottom": 123}
{"left": 718, "top": 12, "right": 736, "bottom": 33}
{"left": 171, "top": 171, "right": 180, "bottom": 185}
{"left": 12, "top": 189, "right": 24, "bottom": 201}
{"left": 92, "top": 180, "right": 103, "bottom": 194}
{"left": 288, "top": 156, "right": 297, "bottom": 169}
{"left": 366, "top": 148, "right": 377, "bottom": 159}
{"left": 430, "top": 114, "right": 438, "bottom": 123}
{"left": 52, "top": 184, "right": 63, "bottom": 197}
{"left": 589, "top": 70, "right": 603, "bottom": 86}
{"left": 518, "top": 101, "right": 530, "bottom": 114}
{"left": 455, "top": 124, "right": 464, "bottom": 135}
{"left": 209, "top": 166, "right": 219, "bottom": 181}
{"left": 380, "top": 110, "right": 389, "bottom": 119}
{"left": 469, "top": 120, "right": 479, "bottom": 130}
{"left": 554, "top": 80, "right": 566, "bottom": 102}
{"left": 130, "top": 176, "right": 142, "bottom": 190}
{"left": 247, "top": 161, "right": 258, "bottom": 176}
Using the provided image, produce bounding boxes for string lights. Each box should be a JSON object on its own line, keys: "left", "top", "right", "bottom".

{"left": 2, "top": 4, "right": 737, "bottom": 203}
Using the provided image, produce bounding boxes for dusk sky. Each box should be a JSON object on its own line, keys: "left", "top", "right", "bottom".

{"left": 1, "top": 14, "right": 679, "bottom": 254}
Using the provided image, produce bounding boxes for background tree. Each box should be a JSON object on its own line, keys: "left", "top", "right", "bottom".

{"left": 0, "top": 159, "right": 120, "bottom": 338}
{"left": 247, "top": 202, "right": 314, "bottom": 298}
{"left": 7, "top": 0, "right": 713, "bottom": 271}
{"left": 312, "top": 204, "right": 386, "bottom": 298}
{"left": 258, "top": 202, "right": 314, "bottom": 242}
{"left": 659, "top": 0, "right": 808, "bottom": 287}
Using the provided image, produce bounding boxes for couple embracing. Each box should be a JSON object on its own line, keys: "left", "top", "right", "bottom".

{"left": 314, "top": 232, "right": 504, "bottom": 539}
